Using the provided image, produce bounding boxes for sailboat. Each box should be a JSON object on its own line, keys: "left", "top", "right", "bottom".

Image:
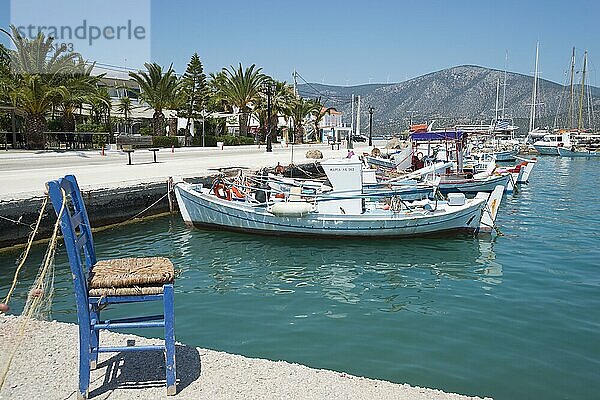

{"left": 556, "top": 50, "right": 600, "bottom": 157}
{"left": 528, "top": 42, "right": 553, "bottom": 149}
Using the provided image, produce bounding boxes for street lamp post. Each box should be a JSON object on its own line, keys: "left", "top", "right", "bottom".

{"left": 263, "top": 80, "right": 275, "bottom": 153}
{"left": 368, "top": 106, "right": 374, "bottom": 147}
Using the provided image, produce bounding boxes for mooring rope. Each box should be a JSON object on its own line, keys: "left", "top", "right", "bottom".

{"left": 0, "top": 189, "right": 66, "bottom": 392}
{"left": 0, "top": 214, "right": 30, "bottom": 227}
{"left": 2, "top": 197, "right": 48, "bottom": 306}
{"left": 126, "top": 191, "right": 170, "bottom": 222}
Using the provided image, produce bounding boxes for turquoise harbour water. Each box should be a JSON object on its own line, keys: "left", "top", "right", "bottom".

{"left": 1, "top": 156, "right": 599, "bottom": 399}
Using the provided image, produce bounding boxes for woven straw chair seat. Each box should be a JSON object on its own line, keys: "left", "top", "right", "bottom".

{"left": 88, "top": 257, "right": 174, "bottom": 297}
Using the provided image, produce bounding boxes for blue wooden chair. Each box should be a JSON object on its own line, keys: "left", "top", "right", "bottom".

{"left": 46, "top": 175, "right": 176, "bottom": 399}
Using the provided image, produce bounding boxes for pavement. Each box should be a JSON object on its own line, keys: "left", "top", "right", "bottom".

{"left": 0, "top": 141, "right": 384, "bottom": 201}
{"left": 0, "top": 316, "right": 491, "bottom": 400}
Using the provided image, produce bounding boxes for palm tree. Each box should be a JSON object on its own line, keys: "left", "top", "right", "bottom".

{"left": 0, "top": 44, "right": 10, "bottom": 105}
{"left": 3, "top": 25, "right": 88, "bottom": 149}
{"left": 310, "top": 100, "right": 335, "bottom": 143}
{"left": 129, "top": 63, "right": 179, "bottom": 135}
{"left": 287, "top": 97, "right": 320, "bottom": 144}
{"left": 254, "top": 80, "right": 294, "bottom": 142}
{"left": 57, "top": 63, "right": 103, "bottom": 132}
{"left": 118, "top": 96, "right": 132, "bottom": 123}
{"left": 216, "top": 64, "right": 265, "bottom": 136}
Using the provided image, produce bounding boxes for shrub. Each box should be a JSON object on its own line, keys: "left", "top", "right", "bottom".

{"left": 76, "top": 122, "right": 108, "bottom": 133}
{"left": 191, "top": 134, "right": 217, "bottom": 147}
{"left": 152, "top": 136, "right": 180, "bottom": 148}
{"left": 139, "top": 126, "right": 152, "bottom": 136}
{"left": 46, "top": 118, "right": 63, "bottom": 132}
{"left": 218, "top": 135, "right": 254, "bottom": 146}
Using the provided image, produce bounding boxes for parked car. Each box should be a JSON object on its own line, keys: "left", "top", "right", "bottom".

{"left": 351, "top": 135, "right": 367, "bottom": 142}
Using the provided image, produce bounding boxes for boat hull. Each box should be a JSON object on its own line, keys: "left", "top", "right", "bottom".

{"left": 557, "top": 147, "right": 600, "bottom": 158}
{"left": 438, "top": 174, "right": 510, "bottom": 194}
{"left": 174, "top": 184, "right": 486, "bottom": 237}
{"left": 533, "top": 144, "right": 559, "bottom": 155}
{"left": 493, "top": 150, "right": 517, "bottom": 162}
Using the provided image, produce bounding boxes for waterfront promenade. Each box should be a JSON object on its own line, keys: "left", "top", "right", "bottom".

{"left": 0, "top": 316, "right": 490, "bottom": 399}
{"left": 0, "top": 142, "right": 376, "bottom": 201}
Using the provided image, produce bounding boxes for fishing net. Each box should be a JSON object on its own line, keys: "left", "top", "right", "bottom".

{"left": 0, "top": 191, "right": 65, "bottom": 392}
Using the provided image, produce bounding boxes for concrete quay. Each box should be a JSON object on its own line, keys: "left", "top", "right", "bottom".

{"left": 0, "top": 143, "right": 376, "bottom": 247}
{"left": 0, "top": 316, "right": 492, "bottom": 400}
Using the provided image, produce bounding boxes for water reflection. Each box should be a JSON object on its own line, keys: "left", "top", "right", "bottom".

{"left": 173, "top": 224, "right": 502, "bottom": 314}
{"left": 0, "top": 216, "right": 502, "bottom": 318}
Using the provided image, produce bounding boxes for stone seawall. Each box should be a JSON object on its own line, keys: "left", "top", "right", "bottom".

{"left": 0, "top": 178, "right": 195, "bottom": 249}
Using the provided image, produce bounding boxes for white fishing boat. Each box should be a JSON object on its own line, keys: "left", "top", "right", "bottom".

{"left": 557, "top": 146, "right": 600, "bottom": 158}
{"left": 533, "top": 133, "right": 571, "bottom": 155}
{"left": 174, "top": 159, "right": 505, "bottom": 237}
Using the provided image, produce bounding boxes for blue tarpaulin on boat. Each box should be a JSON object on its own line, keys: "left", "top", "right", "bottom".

{"left": 410, "top": 131, "right": 466, "bottom": 141}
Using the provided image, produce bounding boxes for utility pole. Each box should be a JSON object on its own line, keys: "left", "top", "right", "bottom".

{"left": 368, "top": 106, "right": 374, "bottom": 147}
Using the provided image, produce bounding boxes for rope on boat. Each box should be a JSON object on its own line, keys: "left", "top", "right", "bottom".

{"left": 0, "top": 189, "right": 66, "bottom": 392}
{"left": 479, "top": 205, "right": 503, "bottom": 236}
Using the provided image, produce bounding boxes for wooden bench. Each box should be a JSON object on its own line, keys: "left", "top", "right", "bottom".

{"left": 148, "top": 148, "right": 159, "bottom": 163}
{"left": 328, "top": 140, "right": 341, "bottom": 150}
{"left": 123, "top": 148, "right": 135, "bottom": 165}
{"left": 116, "top": 134, "right": 153, "bottom": 149}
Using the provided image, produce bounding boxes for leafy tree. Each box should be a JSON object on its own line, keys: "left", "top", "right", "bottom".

{"left": 129, "top": 63, "right": 180, "bottom": 135}
{"left": 118, "top": 96, "right": 133, "bottom": 124}
{"left": 179, "top": 53, "right": 208, "bottom": 133}
{"left": 0, "top": 43, "right": 10, "bottom": 106}
{"left": 214, "top": 63, "right": 265, "bottom": 136}
{"left": 254, "top": 79, "right": 294, "bottom": 142}
{"left": 56, "top": 63, "right": 103, "bottom": 132}
{"left": 3, "top": 25, "right": 92, "bottom": 148}
{"left": 310, "top": 99, "right": 335, "bottom": 142}
{"left": 287, "top": 97, "right": 320, "bottom": 144}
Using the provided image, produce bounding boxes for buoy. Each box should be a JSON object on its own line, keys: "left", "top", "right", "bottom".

{"left": 383, "top": 204, "right": 390, "bottom": 210}
{"left": 0, "top": 303, "right": 9, "bottom": 313}
{"left": 30, "top": 288, "right": 44, "bottom": 298}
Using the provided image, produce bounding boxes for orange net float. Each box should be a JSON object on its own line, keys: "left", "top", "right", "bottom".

{"left": 231, "top": 186, "right": 245, "bottom": 199}
{"left": 213, "top": 183, "right": 232, "bottom": 201}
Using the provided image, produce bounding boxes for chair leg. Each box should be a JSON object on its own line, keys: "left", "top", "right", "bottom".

{"left": 78, "top": 324, "right": 91, "bottom": 399}
{"left": 164, "top": 284, "right": 176, "bottom": 395}
{"left": 89, "top": 309, "right": 100, "bottom": 369}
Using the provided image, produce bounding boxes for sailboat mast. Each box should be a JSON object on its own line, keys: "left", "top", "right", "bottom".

{"left": 568, "top": 47, "right": 576, "bottom": 129}
{"left": 529, "top": 42, "right": 539, "bottom": 132}
{"left": 501, "top": 51, "right": 508, "bottom": 120}
{"left": 578, "top": 50, "right": 587, "bottom": 131}
{"left": 495, "top": 78, "right": 500, "bottom": 123}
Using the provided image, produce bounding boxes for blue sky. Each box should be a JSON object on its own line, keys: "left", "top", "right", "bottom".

{"left": 2, "top": 0, "right": 599, "bottom": 86}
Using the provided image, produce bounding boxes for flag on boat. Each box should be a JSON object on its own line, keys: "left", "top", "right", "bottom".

{"left": 496, "top": 120, "right": 510, "bottom": 130}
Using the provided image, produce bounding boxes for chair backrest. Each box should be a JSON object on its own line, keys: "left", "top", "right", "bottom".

{"left": 47, "top": 175, "right": 96, "bottom": 308}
